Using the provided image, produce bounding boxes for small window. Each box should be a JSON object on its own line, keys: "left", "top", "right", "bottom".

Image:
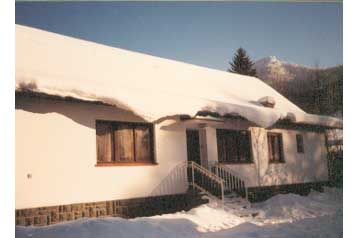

{"left": 96, "top": 120, "right": 155, "bottom": 166}
{"left": 296, "top": 134, "right": 304, "bottom": 153}
{"left": 267, "top": 133, "right": 284, "bottom": 163}
{"left": 216, "top": 129, "right": 253, "bottom": 164}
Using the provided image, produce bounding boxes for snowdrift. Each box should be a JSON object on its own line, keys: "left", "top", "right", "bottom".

{"left": 16, "top": 25, "right": 342, "bottom": 128}
{"left": 16, "top": 187, "right": 342, "bottom": 238}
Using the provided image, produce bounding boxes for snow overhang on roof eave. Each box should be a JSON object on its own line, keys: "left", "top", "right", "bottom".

{"left": 278, "top": 113, "right": 343, "bottom": 130}
{"left": 15, "top": 89, "right": 115, "bottom": 107}
{"left": 179, "top": 110, "right": 255, "bottom": 124}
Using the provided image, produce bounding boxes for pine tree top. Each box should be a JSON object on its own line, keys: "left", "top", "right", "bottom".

{"left": 228, "top": 47, "right": 257, "bottom": 77}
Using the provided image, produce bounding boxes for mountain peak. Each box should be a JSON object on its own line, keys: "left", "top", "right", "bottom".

{"left": 253, "top": 56, "right": 340, "bottom": 83}
{"left": 254, "top": 56, "right": 283, "bottom": 66}
{"left": 255, "top": 56, "right": 320, "bottom": 70}
{"left": 254, "top": 56, "right": 315, "bottom": 82}
{"left": 266, "top": 56, "right": 279, "bottom": 61}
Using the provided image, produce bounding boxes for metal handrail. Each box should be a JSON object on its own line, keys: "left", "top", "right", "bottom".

{"left": 188, "top": 161, "right": 225, "bottom": 183}
{"left": 211, "top": 162, "right": 243, "bottom": 179}
{"left": 187, "top": 161, "right": 225, "bottom": 201}
{"left": 210, "top": 162, "right": 247, "bottom": 198}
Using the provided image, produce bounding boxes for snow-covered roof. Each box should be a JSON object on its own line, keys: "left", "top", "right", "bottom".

{"left": 15, "top": 25, "right": 342, "bottom": 129}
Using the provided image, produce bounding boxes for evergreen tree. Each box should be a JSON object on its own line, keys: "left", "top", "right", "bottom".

{"left": 228, "top": 47, "right": 257, "bottom": 76}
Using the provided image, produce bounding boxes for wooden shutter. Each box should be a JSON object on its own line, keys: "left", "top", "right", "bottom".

{"left": 114, "top": 125, "right": 134, "bottom": 162}
{"left": 135, "top": 126, "right": 152, "bottom": 162}
{"left": 96, "top": 121, "right": 113, "bottom": 162}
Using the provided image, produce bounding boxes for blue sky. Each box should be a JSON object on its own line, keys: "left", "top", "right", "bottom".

{"left": 15, "top": 2, "right": 342, "bottom": 70}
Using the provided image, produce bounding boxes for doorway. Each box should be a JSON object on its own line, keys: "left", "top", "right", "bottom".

{"left": 186, "top": 129, "right": 201, "bottom": 165}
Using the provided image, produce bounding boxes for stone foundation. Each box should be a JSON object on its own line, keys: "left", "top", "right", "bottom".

{"left": 16, "top": 192, "right": 208, "bottom": 226}
{"left": 247, "top": 181, "right": 331, "bottom": 203}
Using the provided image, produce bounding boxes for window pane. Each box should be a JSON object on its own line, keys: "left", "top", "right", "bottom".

{"left": 278, "top": 135, "right": 283, "bottom": 161}
{"left": 273, "top": 135, "right": 280, "bottom": 161}
{"left": 267, "top": 135, "right": 273, "bottom": 162}
{"left": 238, "top": 131, "right": 251, "bottom": 162}
{"left": 96, "top": 121, "right": 113, "bottom": 162}
{"left": 226, "top": 131, "right": 238, "bottom": 162}
{"left": 268, "top": 133, "right": 284, "bottom": 163}
{"left": 114, "top": 125, "right": 134, "bottom": 162}
{"left": 217, "top": 130, "right": 227, "bottom": 163}
{"left": 269, "top": 135, "right": 277, "bottom": 162}
{"left": 135, "top": 126, "right": 152, "bottom": 162}
{"left": 296, "top": 134, "right": 304, "bottom": 153}
{"left": 217, "top": 129, "right": 251, "bottom": 163}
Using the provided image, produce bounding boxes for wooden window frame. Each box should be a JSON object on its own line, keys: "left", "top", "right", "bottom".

{"left": 216, "top": 129, "right": 253, "bottom": 164}
{"left": 296, "top": 134, "right": 304, "bottom": 153}
{"left": 267, "top": 132, "right": 285, "bottom": 164}
{"left": 95, "top": 120, "right": 157, "bottom": 166}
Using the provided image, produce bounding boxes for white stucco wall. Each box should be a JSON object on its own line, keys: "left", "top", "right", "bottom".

{"left": 203, "top": 123, "right": 329, "bottom": 187}
{"left": 15, "top": 96, "right": 189, "bottom": 209}
{"left": 16, "top": 96, "right": 329, "bottom": 209}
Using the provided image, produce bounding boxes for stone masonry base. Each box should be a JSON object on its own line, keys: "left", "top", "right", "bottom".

{"left": 247, "top": 181, "right": 331, "bottom": 203}
{"left": 16, "top": 191, "right": 208, "bottom": 226}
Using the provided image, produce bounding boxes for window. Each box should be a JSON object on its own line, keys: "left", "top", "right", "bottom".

{"left": 216, "top": 129, "right": 252, "bottom": 163}
{"left": 296, "top": 134, "right": 304, "bottom": 153}
{"left": 267, "top": 133, "right": 284, "bottom": 163}
{"left": 96, "top": 120, "right": 155, "bottom": 165}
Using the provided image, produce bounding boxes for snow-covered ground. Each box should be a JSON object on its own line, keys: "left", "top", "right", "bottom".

{"left": 16, "top": 187, "right": 342, "bottom": 238}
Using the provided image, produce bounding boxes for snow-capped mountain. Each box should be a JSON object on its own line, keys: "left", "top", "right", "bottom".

{"left": 252, "top": 56, "right": 342, "bottom": 116}
{"left": 253, "top": 56, "right": 333, "bottom": 82}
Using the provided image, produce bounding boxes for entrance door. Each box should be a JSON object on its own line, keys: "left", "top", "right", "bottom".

{"left": 186, "top": 130, "right": 201, "bottom": 165}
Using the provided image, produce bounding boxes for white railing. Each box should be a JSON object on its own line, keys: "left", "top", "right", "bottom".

{"left": 209, "top": 162, "right": 247, "bottom": 198}
{"left": 150, "top": 161, "right": 188, "bottom": 197}
{"left": 187, "top": 161, "right": 225, "bottom": 201}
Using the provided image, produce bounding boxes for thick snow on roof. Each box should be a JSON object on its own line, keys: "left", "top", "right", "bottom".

{"left": 15, "top": 25, "right": 342, "bottom": 128}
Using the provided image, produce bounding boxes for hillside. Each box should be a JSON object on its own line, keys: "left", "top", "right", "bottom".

{"left": 253, "top": 57, "right": 343, "bottom": 116}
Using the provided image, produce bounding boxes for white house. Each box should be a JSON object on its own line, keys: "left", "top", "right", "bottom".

{"left": 15, "top": 25, "right": 342, "bottom": 226}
